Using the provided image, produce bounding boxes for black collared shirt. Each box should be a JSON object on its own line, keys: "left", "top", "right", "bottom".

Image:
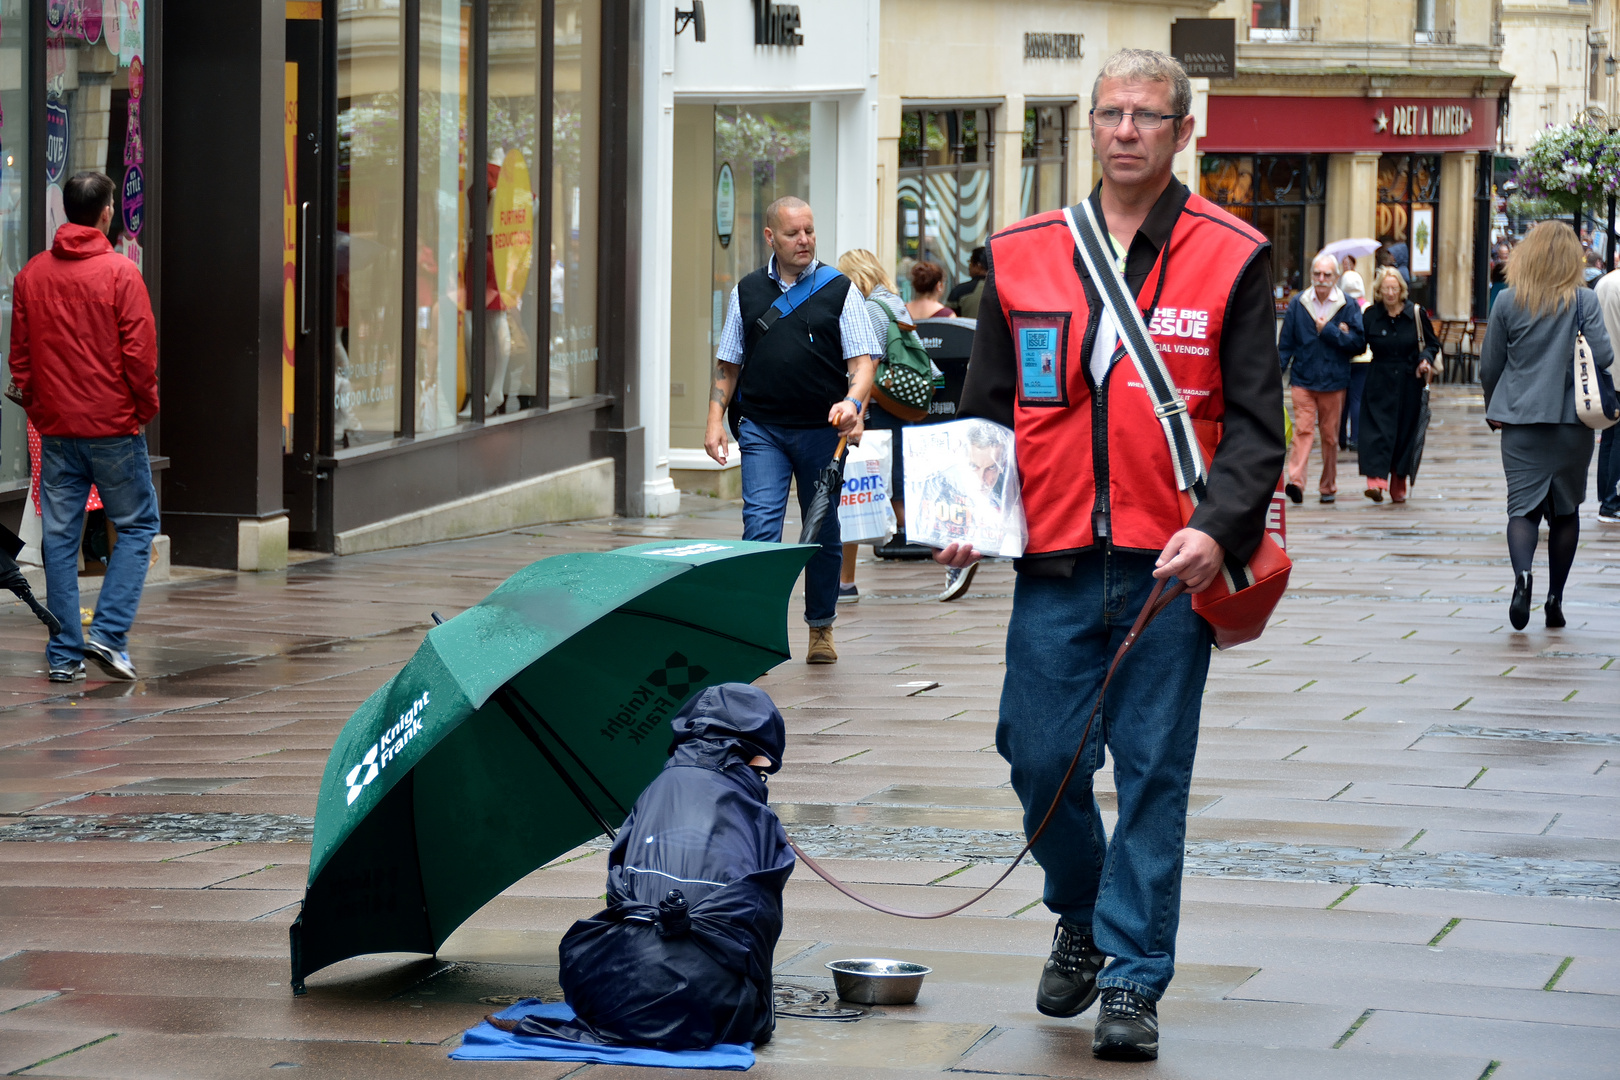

{"left": 960, "top": 178, "right": 1286, "bottom": 572}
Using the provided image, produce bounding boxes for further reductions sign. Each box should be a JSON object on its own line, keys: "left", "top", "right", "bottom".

{"left": 44, "top": 99, "right": 69, "bottom": 185}
{"left": 491, "top": 149, "right": 534, "bottom": 310}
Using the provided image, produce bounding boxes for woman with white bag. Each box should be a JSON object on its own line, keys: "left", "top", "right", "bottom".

{"left": 1481, "top": 221, "right": 1620, "bottom": 630}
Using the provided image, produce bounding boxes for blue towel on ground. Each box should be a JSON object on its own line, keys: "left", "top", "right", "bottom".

{"left": 449, "top": 1000, "right": 756, "bottom": 1070}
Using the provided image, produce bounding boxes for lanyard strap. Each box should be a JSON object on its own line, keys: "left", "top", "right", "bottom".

{"left": 1063, "top": 203, "right": 1207, "bottom": 503}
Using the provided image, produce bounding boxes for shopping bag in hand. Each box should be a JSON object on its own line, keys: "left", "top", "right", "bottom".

{"left": 837, "top": 430, "right": 897, "bottom": 545}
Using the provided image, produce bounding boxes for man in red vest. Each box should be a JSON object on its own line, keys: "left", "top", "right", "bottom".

{"left": 937, "top": 50, "right": 1284, "bottom": 1061}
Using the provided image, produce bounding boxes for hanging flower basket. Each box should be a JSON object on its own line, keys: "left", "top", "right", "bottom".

{"left": 1516, "top": 122, "right": 1620, "bottom": 212}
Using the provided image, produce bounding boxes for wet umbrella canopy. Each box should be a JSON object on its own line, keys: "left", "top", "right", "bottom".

{"left": 289, "top": 540, "right": 814, "bottom": 991}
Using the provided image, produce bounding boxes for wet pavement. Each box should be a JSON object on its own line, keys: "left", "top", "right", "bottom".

{"left": 0, "top": 385, "right": 1616, "bottom": 1079}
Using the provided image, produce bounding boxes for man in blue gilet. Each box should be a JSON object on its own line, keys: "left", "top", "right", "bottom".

{"left": 705, "top": 197, "right": 881, "bottom": 664}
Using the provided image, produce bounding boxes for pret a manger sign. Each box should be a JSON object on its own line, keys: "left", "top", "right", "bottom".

{"left": 1378, "top": 104, "right": 1474, "bottom": 138}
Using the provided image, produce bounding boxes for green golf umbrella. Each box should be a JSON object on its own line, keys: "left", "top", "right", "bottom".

{"left": 289, "top": 539, "right": 814, "bottom": 992}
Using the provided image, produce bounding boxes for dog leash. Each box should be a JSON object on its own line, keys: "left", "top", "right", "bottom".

{"left": 786, "top": 576, "right": 1188, "bottom": 919}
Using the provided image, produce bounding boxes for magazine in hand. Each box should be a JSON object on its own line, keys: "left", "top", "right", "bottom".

{"left": 902, "top": 419, "right": 1026, "bottom": 557}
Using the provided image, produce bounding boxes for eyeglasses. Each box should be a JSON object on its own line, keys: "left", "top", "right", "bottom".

{"left": 1310, "top": 271, "right": 1336, "bottom": 280}
{"left": 1090, "top": 108, "right": 1184, "bottom": 130}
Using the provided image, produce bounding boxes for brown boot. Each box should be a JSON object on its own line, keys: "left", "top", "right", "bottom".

{"left": 807, "top": 626, "right": 837, "bottom": 664}
{"left": 485, "top": 1015, "right": 521, "bottom": 1032}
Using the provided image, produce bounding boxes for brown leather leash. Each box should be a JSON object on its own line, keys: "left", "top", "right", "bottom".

{"left": 786, "top": 577, "right": 1187, "bottom": 919}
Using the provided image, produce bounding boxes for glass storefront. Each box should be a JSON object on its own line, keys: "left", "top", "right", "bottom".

{"left": 336, "top": 0, "right": 405, "bottom": 446}
{"left": 1200, "top": 154, "right": 1325, "bottom": 312}
{"left": 1021, "top": 105, "right": 1070, "bottom": 220}
{"left": 897, "top": 107, "right": 994, "bottom": 299}
{"left": 334, "top": 0, "right": 598, "bottom": 451}
{"left": 1378, "top": 153, "right": 1441, "bottom": 312}
{"left": 0, "top": 1, "right": 28, "bottom": 488}
{"left": 711, "top": 102, "right": 813, "bottom": 331}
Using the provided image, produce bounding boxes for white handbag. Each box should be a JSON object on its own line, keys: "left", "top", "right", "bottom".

{"left": 1573, "top": 323, "right": 1619, "bottom": 430}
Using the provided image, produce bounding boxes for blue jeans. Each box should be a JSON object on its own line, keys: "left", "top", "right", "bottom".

{"left": 737, "top": 418, "right": 841, "bottom": 627}
{"left": 1342, "top": 363, "right": 1367, "bottom": 446}
{"left": 997, "top": 550, "right": 1212, "bottom": 1001}
{"left": 1599, "top": 425, "right": 1620, "bottom": 515}
{"left": 40, "top": 435, "right": 161, "bottom": 668}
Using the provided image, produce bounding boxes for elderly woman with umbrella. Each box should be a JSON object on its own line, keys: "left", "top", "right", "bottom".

{"left": 1358, "top": 266, "right": 1437, "bottom": 504}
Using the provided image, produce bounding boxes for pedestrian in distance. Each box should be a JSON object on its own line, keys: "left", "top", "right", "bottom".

{"left": 906, "top": 260, "right": 954, "bottom": 323}
{"left": 833, "top": 248, "right": 917, "bottom": 604}
{"left": 1337, "top": 255, "right": 1369, "bottom": 453}
{"left": 9, "top": 171, "right": 161, "bottom": 682}
{"left": 1278, "top": 251, "right": 1365, "bottom": 504}
{"left": 936, "top": 48, "right": 1285, "bottom": 1062}
{"left": 1591, "top": 264, "right": 1620, "bottom": 523}
{"left": 947, "top": 247, "right": 988, "bottom": 318}
{"left": 1357, "top": 266, "right": 1436, "bottom": 504}
{"left": 704, "top": 196, "right": 882, "bottom": 664}
{"left": 1482, "top": 220, "right": 1619, "bottom": 630}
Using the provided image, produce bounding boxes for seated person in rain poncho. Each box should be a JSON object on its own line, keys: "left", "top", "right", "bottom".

{"left": 489, "top": 683, "right": 794, "bottom": 1050}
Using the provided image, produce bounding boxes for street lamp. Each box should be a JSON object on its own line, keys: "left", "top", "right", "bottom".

{"left": 1608, "top": 54, "right": 1617, "bottom": 77}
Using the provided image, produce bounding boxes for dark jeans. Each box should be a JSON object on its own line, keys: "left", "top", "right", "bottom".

{"left": 737, "top": 418, "right": 841, "bottom": 627}
{"left": 40, "top": 434, "right": 161, "bottom": 668}
{"left": 997, "top": 550, "right": 1212, "bottom": 1001}
{"left": 1341, "top": 363, "right": 1368, "bottom": 446}
{"left": 1599, "top": 425, "right": 1620, "bottom": 515}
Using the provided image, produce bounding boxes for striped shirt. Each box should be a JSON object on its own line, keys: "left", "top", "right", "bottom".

{"left": 715, "top": 256, "right": 885, "bottom": 366}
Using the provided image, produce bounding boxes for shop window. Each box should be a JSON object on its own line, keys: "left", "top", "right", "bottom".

{"left": 1200, "top": 154, "right": 1325, "bottom": 313}
{"left": 712, "top": 103, "right": 814, "bottom": 326}
{"left": 551, "top": 0, "right": 600, "bottom": 404}
{"left": 1, "top": 0, "right": 29, "bottom": 489}
{"left": 897, "top": 107, "right": 994, "bottom": 299}
{"left": 337, "top": 2, "right": 406, "bottom": 446}
{"left": 417, "top": 0, "right": 472, "bottom": 433}
{"left": 1021, "top": 105, "right": 1071, "bottom": 219}
{"left": 1378, "top": 153, "right": 1441, "bottom": 312}
{"left": 1251, "top": 1, "right": 1290, "bottom": 29}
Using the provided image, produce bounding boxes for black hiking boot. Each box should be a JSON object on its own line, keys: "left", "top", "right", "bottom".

{"left": 1091, "top": 987, "right": 1159, "bottom": 1061}
{"left": 1034, "top": 918, "right": 1106, "bottom": 1018}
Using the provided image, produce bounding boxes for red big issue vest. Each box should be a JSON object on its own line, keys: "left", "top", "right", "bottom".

{"left": 989, "top": 194, "right": 1265, "bottom": 556}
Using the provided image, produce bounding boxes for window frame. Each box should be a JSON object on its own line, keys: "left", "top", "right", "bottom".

{"left": 896, "top": 101, "right": 998, "bottom": 300}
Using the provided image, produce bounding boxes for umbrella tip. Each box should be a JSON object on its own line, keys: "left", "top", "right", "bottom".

{"left": 430, "top": 611, "right": 445, "bottom": 626}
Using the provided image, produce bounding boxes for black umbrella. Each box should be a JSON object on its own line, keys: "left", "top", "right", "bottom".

{"left": 797, "top": 436, "right": 848, "bottom": 545}
{"left": 0, "top": 524, "right": 59, "bottom": 635}
{"left": 1409, "top": 383, "right": 1432, "bottom": 486}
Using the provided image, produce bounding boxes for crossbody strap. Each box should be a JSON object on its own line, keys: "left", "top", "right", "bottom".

{"left": 754, "top": 264, "right": 841, "bottom": 335}
{"left": 1063, "top": 203, "right": 1207, "bottom": 500}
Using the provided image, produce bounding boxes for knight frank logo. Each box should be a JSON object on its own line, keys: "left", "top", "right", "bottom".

{"left": 600, "top": 652, "right": 709, "bottom": 745}
{"left": 345, "top": 690, "right": 431, "bottom": 806}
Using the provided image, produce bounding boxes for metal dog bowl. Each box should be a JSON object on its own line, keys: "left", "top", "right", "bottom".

{"left": 825, "top": 958, "right": 933, "bottom": 1005}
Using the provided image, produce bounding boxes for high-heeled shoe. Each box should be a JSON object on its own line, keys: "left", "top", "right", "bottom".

{"left": 1509, "top": 571, "right": 1532, "bottom": 630}
{"left": 1545, "top": 593, "right": 1566, "bottom": 629}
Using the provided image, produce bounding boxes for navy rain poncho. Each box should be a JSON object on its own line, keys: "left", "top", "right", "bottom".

{"left": 511, "top": 683, "right": 794, "bottom": 1050}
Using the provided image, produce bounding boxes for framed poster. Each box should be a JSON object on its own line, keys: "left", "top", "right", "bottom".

{"left": 1410, "top": 205, "right": 1434, "bottom": 276}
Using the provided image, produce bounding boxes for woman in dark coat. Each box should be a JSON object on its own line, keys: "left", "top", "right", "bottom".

{"left": 1358, "top": 267, "right": 1436, "bottom": 504}
{"left": 1481, "top": 221, "right": 1619, "bottom": 630}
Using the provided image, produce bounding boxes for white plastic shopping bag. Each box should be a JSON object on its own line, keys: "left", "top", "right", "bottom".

{"left": 903, "top": 419, "right": 1026, "bottom": 557}
{"left": 838, "top": 430, "right": 897, "bottom": 545}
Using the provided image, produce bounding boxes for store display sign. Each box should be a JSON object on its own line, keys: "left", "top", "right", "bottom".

{"left": 44, "top": 100, "right": 69, "bottom": 185}
{"left": 715, "top": 163, "right": 735, "bottom": 248}
{"left": 121, "top": 165, "right": 144, "bottom": 237}
{"left": 491, "top": 149, "right": 535, "bottom": 309}
{"left": 752, "top": 0, "right": 802, "bottom": 46}
{"left": 1202, "top": 96, "right": 1495, "bottom": 153}
{"left": 1023, "top": 33, "right": 1083, "bottom": 60}
{"left": 1409, "top": 206, "right": 1434, "bottom": 276}
{"left": 1171, "top": 19, "right": 1234, "bottom": 79}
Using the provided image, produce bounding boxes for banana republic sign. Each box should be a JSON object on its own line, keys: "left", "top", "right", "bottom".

{"left": 753, "top": 0, "right": 803, "bottom": 46}
{"left": 1170, "top": 19, "right": 1235, "bottom": 80}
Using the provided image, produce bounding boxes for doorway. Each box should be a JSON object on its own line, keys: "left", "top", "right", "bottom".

{"left": 283, "top": 13, "right": 328, "bottom": 538}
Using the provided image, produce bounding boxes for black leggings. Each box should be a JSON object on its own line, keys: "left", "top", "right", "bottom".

{"left": 1507, "top": 497, "right": 1579, "bottom": 600}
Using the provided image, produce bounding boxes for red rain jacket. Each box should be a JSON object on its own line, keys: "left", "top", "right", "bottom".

{"left": 9, "top": 224, "right": 159, "bottom": 437}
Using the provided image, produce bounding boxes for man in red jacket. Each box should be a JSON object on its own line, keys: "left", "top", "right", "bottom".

{"left": 10, "top": 172, "right": 160, "bottom": 682}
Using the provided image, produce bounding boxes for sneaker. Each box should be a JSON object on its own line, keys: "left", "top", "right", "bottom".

{"left": 837, "top": 582, "right": 860, "bottom": 604}
{"left": 806, "top": 626, "right": 837, "bottom": 664}
{"left": 1319, "top": 493, "right": 1336, "bottom": 504}
{"left": 1035, "top": 918, "right": 1106, "bottom": 1018}
{"left": 938, "top": 562, "right": 978, "bottom": 602}
{"left": 1092, "top": 987, "right": 1159, "bottom": 1061}
{"left": 1284, "top": 483, "right": 1303, "bottom": 505}
{"left": 48, "top": 662, "right": 85, "bottom": 683}
{"left": 1598, "top": 507, "right": 1620, "bottom": 524}
{"left": 83, "top": 638, "right": 137, "bottom": 681}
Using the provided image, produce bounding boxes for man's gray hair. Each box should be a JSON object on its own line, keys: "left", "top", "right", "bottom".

{"left": 1311, "top": 250, "right": 1341, "bottom": 276}
{"left": 1091, "top": 49, "right": 1192, "bottom": 123}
